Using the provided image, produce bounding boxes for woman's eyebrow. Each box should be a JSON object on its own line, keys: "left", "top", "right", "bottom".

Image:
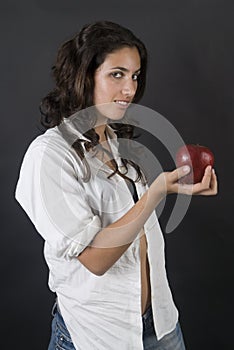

{"left": 110, "top": 66, "right": 141, "bottom": 73}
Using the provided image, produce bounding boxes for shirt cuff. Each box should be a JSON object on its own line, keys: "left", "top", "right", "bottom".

{"left": 64, "top": 215, "right": 102, "bottom": 259}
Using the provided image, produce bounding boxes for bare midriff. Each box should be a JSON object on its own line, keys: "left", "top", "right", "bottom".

{"left": 140, "top": 231, "right": 151, "bottom": 315}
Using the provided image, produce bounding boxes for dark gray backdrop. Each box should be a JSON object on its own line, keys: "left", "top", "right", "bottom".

{"left": 2, "top": 0, "right": 234, "bottom": 349}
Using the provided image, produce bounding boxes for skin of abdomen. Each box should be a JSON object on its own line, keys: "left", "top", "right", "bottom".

{"left": 140, "top": 231, "right": 151, "bottom": 314}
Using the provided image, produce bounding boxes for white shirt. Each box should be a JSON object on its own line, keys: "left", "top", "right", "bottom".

{"left": 15, "top": 118, "right": 178, "bottom": 349}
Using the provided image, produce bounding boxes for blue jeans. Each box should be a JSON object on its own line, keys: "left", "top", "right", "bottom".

{"left": 48, "top": 302, "right": 186, "bottom": 350}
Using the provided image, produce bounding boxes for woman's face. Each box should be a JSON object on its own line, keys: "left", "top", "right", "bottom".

{"left": 93, "top": 46, "right": 141, "bottom": 122}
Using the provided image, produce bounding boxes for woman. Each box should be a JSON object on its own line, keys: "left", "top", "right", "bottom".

{"left": 15, "top": 21, "right": 217, "bottom": 350}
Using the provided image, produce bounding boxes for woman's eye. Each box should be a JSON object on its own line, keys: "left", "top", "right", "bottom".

{"left": 111, "top": 72, "right": 123, "bottom": 79}
{"left": 132, "top": 74, "right": 139, "bottom": 81}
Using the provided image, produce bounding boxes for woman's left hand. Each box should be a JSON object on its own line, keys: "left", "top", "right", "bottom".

{"left": 177, "top": 165, "right": 218, "bottom": 196}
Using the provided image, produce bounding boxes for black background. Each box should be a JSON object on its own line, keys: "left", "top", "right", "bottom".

{"left": 2, "top": 0, "right": 234, "bottom": 349}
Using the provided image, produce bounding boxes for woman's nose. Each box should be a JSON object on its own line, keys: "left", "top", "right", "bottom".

{"left": 121, "top": 79, "right": 136, "bottom": 97}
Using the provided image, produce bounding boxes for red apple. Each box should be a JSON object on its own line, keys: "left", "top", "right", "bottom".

{"left": 176, "top": 144, "right": 215, "bottom": 184}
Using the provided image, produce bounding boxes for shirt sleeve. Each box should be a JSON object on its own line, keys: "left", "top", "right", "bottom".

{"left": 15, "top": 138, "right": 102, "bottom": 260}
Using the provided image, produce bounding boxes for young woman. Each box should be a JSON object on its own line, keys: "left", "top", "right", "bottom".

{"left": 15, "top": 21, "right": 217, "bottom": 350}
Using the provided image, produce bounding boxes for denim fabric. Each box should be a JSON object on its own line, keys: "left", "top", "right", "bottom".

{"left": 48, "top": 302, "right": 75, "bottom": 350}
{"left": 48, "top": 302, "right": 186, "bottom": 350}
{"left": 142, "top": 306, "right": 186, "bottom": 350}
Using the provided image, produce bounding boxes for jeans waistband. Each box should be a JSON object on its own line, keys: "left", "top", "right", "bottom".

{"left": 142, "top": 304, "right": 152, "bottom": 320}
{"left": 51, "top": 299, "right": 61, "bottom": 317}
{"left": 142, "top": 304, "right": 153, "bottom": 331}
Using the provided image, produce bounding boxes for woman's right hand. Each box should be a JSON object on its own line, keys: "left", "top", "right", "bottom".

{"left": 155, "top": 165, "right": 218, "bottom": 197}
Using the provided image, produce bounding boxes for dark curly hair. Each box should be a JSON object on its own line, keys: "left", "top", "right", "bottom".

{"left": 40, "top": 20, "right": 148, "bottom": 184}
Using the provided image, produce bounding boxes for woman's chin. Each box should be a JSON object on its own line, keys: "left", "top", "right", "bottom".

{"left": 95, "top": 103, "right": 128, "bottom": 121}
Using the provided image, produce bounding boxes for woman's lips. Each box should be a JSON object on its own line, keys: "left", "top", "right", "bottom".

{"left": 114, "top": 100, "right": 130, "bottom": 108}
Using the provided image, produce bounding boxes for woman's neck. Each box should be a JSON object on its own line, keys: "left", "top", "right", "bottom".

{"left": 95, "top": 124, "right": 107, "bottom": 143}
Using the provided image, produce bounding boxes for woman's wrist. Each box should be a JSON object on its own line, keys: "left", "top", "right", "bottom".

{"left": 149, "top": 174, "right": 168, "bottom": 204}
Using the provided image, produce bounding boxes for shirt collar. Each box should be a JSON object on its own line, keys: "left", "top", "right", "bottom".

{"left": 58, "top": 117, "right": 122, "bottom": 169}
{"left": 61, "top": 117, "right": 117, "bottom": 141}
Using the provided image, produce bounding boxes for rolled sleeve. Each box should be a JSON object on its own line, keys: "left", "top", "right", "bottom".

{"left": 64, "top": 215, "right": 101, "bottom": 258}
{"left": 15, "top": 137, "right": 102, "bottom": 259}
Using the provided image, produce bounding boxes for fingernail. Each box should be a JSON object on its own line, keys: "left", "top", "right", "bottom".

{"left": 212, "top": 168, "right": 215, "bottom": 174}
{"left": 183, "top": 165, "right": 190, "bottom": 173}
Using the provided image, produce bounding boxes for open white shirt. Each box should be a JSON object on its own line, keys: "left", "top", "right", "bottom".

{"left": 15, "top": 118, "right": 178, "bottom": 349}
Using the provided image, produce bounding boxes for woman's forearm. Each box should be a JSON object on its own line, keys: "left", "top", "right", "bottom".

{"left": 77, "top": 176, "right": 165, "bottom": 275}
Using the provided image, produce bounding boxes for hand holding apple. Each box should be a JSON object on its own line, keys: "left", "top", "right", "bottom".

{"left": 176, "top": 144, "right": 215, "bottom": 184}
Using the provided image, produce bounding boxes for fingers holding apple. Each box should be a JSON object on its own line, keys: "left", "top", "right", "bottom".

{"left": 174, "top": 144, "right": 218, "bottom": 196}
{"left": 176, "top": 165, "right": 215, "bottom": 195}
{"left": 156, "top": 163, "right": 217, "bottom": 197}
{"left": 176, "top": 144, "right": 215, "bottom": 184}
{"left": 195, "top": 165, "right": 218, "bottom": 195}
{"left": 155, "top": 143, "right": 218, "bottom": 197}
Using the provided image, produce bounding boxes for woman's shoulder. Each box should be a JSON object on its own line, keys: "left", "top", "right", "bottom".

{"left": 23, "top": 125, "right": 78, "bottom": 162}
{"left": 21, "top": 125, "right": 85, "bottom": 174}
{"left": 18, "top": 127, "right": 72, "bottom": 175}
{"left": 28, "top": 126, "right": 67, "bottom": 149}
